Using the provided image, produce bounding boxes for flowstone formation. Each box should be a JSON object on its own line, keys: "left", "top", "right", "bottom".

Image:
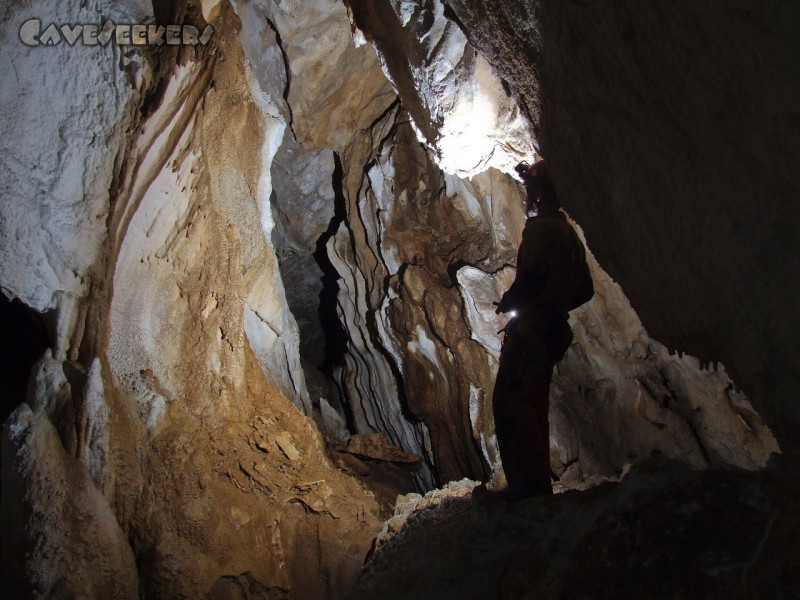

{"left": 0, "top": 0, "right": 791, "bottom": 598}
{"left": 2, "top": 1, "right": 386, "bottom": 597}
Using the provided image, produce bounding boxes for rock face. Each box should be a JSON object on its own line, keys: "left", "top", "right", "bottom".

{"left": 0, "top": 0, "right": 793, "bottom": 598}
{"left": 2, "top": 404, "right": 139, "bottom": 599}
{"left": 443, "top": 0, "right": 800, "bottom": 456}
{"left": 353, "top": 458, "right": 800, "bottom": 599}
{"left": 0, "top": 0, "right": 151, "bottom": 316}
{"left": 333, "top": 0, "right": 777, "bottom": 491}
{"left": 345, "top": 0, "right": 534, "bottom": 176}
{"left": 2, "top": 2, "right": 385, "bottom": 598}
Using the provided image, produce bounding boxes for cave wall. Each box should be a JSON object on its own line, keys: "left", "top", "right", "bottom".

{"left": 329, "top": 105, "right": 526, "bottom": 486}
{"left": 444, "top": 0, "right": 800, "bottom": 455}
{"left": 1, "top": 2, "right": 386, "bottom": 597}
{"left": 341, "top": 0, "right": 778, "bottom": 489}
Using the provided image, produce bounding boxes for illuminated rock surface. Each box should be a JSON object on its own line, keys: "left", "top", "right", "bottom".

{"left": 0, "top": 0, "right": 797, "bottom": 598}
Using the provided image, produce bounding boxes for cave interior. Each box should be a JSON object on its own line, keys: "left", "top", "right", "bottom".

{"left": 0, "top": 0, "right": 799, "bottom": 598}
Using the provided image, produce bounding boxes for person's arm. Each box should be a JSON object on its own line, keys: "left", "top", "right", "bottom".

{"left": 496, "top": 221, "right": 550, "bottom": 313}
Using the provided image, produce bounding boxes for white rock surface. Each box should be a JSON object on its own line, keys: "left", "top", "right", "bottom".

{"left": 0, "top": 0, "right": 150, "bottom": 312}
{"left": 348, "top": 0, "right": 534, "bottom": 177}
{"left": 77, "top": 358, "right": 111, "bottom": 494}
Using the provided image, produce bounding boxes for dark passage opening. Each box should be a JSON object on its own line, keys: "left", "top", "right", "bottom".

{"left": 0, "top": 293, "right": 52, "bottom": 512}
{"left": 313, "top": 152, "right": 355, "bottom": 431}
{"left": 0, "top": 294, "right": 51, "bottom": 424}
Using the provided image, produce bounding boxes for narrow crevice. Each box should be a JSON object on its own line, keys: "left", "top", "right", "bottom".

{"left": 283, "top": 349, "right": 298, "bottom": 397}
{"left": 0, "top": 294, "right": 53, "bottom": 508}
{"left": 360, "top": 120, "right": 441, "bottom": 487}
{"left": 446, "top": 259, "right": 472, "bottom": 289}
{"left": 368, "top": 97, "right": 402, "bottom": 141}
{"left": 363, "top": 304, "right": 440, "bottom": 487}
{"left": 356, "top": 101, "right": 403, "bottom": 292}
{"left": 329, "top": 142, "right": 438, "bottom": 487}
{"left": 313, "top": 152, "right": 355, "bottom": 430}
{"left": 265, "top": 17, "right": 297, "bottom": 140}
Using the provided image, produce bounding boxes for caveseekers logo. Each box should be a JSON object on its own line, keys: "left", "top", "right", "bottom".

{"left": 19, "top": 18, "right": 214, "bottom": 47}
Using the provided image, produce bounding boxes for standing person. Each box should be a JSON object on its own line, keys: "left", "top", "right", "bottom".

{"left": 491, "top": 159, "right": 594, "bottom": 498}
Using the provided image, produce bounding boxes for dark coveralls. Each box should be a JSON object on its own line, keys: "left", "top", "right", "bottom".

{"left": 494, "top": 209, "right": 592, "bottom": 496}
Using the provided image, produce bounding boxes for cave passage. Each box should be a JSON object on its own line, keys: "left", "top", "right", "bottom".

{"left": 0, "top": 293, "right": 52, "bottom": 512}
{"left": 311, "top": 152, "right": 358, "bottom": 432}
{"left": 313, "top": 152, "right": 350, "bottom": 376}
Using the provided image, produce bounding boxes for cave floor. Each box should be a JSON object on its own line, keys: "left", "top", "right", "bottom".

{"left": 353, "top": 457, "right": 800, "bottom": 599}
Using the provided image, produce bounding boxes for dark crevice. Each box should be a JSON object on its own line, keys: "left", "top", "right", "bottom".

{"left": 446, "top": 259, "right": 472, "bottom": 289}
{"left": 0, "top": 293, "right": 53, "bottom": 510}
{"left": 313, "top": 152, "right": 355, "bottom": 431}
{"left": 345, "top": 107, "right": 439, "bottom": 485}
{"left": 264, "top": 16, "right": 297, "bottom": 140}
{"left": 359, "top": 128, "right": 440, "bottom": 487}
{"left": 441, "top": 2, "right": 467, "bottom": 33}
{"left": 357, "top": 102, "right": 402, "bottom": 292}
{"left": 0, "top": 293, "right": 52, "bottom": 424}
{"left": 429, "top": 18, "right": 455, "bottom": 61}
{"left": 138, "top": 72, "right": 173, "bottom": 121}
{"left": 366, "top": 329, "right": 439, "bottom": 488}
{"left": 283, "top": 349, "right": 297, "bottom": 397}
{"left": 367, "top": 98, "right": 402, "bottom": 149}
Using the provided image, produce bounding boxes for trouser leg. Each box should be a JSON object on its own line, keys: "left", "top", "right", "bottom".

{"left": 493, "top": 332, "right": 554, "bottom": 496}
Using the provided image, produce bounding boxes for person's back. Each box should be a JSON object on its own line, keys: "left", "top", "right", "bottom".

{"left": 504, "top": 206, "right": 591, "bottom": 316}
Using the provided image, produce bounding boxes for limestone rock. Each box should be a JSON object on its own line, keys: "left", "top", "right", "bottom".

{"left": 76, "top": 358, "right": 112, "bottom": 495}
{"left": 319, "top": 71, "right": 776, "bottom": 493}
{"left": 1, "top": 404, "right": 139, "bottom": 599}
{"left": 1, "top": 1, "right": 795, "bottom": 598}
{"left": 549, "top": 229, "right": 779, "bottom": 487}
{"left": 346, "top": 0, "right": 533, "bottom": 176}
{"left": 0, "top": 0, "right": 150, "bottom": 313}
{"left": 373, "top": 477, "right": 479, "bottom": 551}
{"left": 274, "top": 431, "right": 301, "bottom": 461}
{"left": 2, "top": 3, "right": 387, "bottom": 597}
{"left": 353, "top": 458, "right": 800, "bottom": 599}
{"left": 253, "top": 0, "right": 395, "bottom": 151}
{"left": 444, "top": 0, "right": 800, "bottom": 458}
{"left": 342, "top": 432, "right": 423, "bottom": 465}
{"left": 270, "top": 130, "right": 336, "bottom": 366}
